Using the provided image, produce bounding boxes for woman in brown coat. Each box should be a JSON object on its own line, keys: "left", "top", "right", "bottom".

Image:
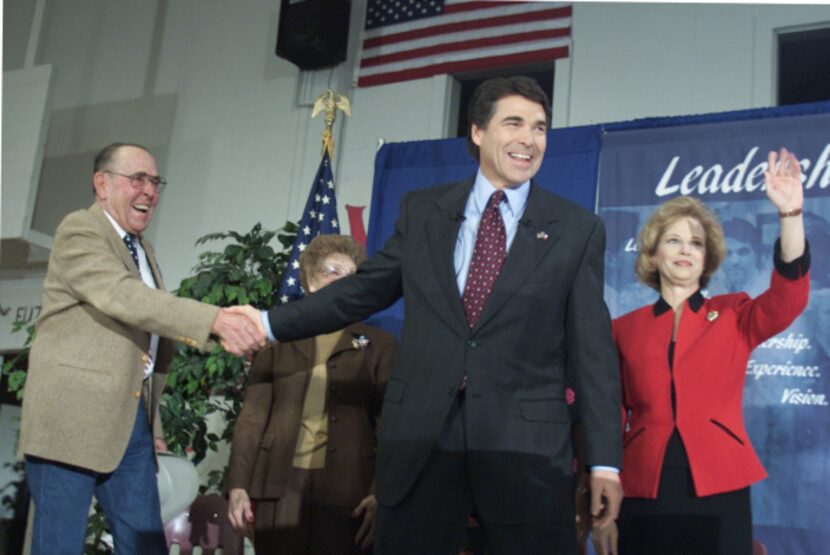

{"left": 226, "top": 235, "right": 396, "bottom": 553}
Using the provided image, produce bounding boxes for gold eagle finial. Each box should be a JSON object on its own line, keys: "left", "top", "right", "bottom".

{"left": 312, "top": 89, "right": 351, "bottom": 159}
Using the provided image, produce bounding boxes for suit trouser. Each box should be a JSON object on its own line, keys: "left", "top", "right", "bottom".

{"left": 375, "top": 394, "right": 579, "bottom": 555}
{"left": 25, "top": 398, "right": 166, "bottom": 555}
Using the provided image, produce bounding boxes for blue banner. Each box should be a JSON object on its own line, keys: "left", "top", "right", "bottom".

{"left": 597, "top": 108, "right": 830, "bottom": 554}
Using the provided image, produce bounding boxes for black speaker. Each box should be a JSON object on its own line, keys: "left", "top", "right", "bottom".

{"left": 276, "top": 0, "right": 351, "bottom": 70}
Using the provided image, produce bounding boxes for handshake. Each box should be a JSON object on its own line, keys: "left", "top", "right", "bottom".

{"left": 209, "top": 305, "right": 269, "bottom": 358}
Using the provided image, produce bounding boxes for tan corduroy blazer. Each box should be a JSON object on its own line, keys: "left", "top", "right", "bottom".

{"left": 19, "top": 203, "right": 219, "bottom": 473}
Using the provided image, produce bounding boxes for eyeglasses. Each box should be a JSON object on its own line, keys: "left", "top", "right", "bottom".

{"left": 103, "top": 171, "right": 167, "bottom": 192}
{"left": 318, "top": 263, "right": 355, "bottom": 279}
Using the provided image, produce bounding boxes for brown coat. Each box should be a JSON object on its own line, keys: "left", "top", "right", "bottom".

{"left": 19, "top": 203, "right": 219, "bottom": 473}
{"left": 226, "top": 322, "right": 395, "bottom": 507}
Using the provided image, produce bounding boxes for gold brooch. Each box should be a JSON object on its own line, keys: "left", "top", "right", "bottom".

{"left": 707, "top": 311, "right": 719, "bottom": 322}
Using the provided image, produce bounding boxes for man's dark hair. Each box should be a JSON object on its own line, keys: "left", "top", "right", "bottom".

{"left": 465, "top": 76, "right": 551, "bottom": 161}
{"left": 93, "top": 142, "right": 149, "bottom": 173}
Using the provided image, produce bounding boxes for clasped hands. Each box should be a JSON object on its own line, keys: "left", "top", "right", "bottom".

{"left": 210, "top": 305, "right": 268, "bottom": 358}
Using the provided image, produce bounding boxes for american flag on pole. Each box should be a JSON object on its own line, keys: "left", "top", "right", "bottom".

{"left": 277, "top": 152, "right": 340, "bottom": 304}
{"left": 357, "top": 1, "right": 572, "bottom": 88}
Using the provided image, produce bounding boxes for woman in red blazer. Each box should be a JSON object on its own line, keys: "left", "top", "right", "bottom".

{"left": 597, "top": 148, "right": 810, "bottom": 555}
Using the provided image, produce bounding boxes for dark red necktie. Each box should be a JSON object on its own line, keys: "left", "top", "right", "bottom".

{"left": 462, "top": 191, "right": 507, "bottom": 328}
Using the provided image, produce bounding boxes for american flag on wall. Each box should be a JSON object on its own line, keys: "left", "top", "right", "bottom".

{"left": 357, "top": 0, "right": 572, "bottom": 88}
{"left": 277, "top": 152, "right": 340, "bottom": 304}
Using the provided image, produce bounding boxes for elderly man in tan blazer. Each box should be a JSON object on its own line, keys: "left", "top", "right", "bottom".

{"left": 19, "top": 143, "right": 265, "bottom": 555}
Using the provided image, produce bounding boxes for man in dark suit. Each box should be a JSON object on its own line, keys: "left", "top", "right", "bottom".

{"left": 256, "top": 76, "right": 622, "bottom": 554}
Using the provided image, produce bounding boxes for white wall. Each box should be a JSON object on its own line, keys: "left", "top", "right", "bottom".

{"left": 560, "top": 3, "right": 830, "bottom": 126}
{"left": 4, "top": 1, "right": 827, "bottom": 295}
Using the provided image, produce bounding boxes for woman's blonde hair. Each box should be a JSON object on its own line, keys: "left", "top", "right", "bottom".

{"left": 635, "top": 196, "right": 726, "bottom": 291}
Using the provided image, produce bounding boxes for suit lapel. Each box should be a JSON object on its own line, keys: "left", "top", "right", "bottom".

{"left": 291, "top": 336, "right": 315, "bottom": 364}
{"left": 674, "top": 300, "right": 709, "bottom": 369}
{"left": 474, "top": 183, "right": 559, "bottom": 332}
{"left": 425, "top": 179, "right": 474, "bottom": 336}
{"left": 141, "top": 239, "right": 165, "bottom": 289}
{"left": 89, "top": 203, "right": 143, "bottom": 279}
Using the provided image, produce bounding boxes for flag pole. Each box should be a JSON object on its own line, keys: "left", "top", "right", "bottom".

{"left": 311, "top": 89, "right": 351, "bottom": 160}
{"left": 277, "top": 90, "right": 349, "bottom": 304}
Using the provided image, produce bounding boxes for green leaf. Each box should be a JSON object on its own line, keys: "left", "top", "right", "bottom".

{"left": 224, "top": 285, "right": 239, "bottom": 302}
{"left": 196, "top": 231, "right": 230, "bottom": 245}
{"left": 226, "top": 230, "right": 245, "bottom": 243}
{"left": 8, "top": 369, "right": 27, "bottom": 393}
{"left": 257, "top": 279, "right": 273, "bottom": 296}
{"left": 257, "top": 245, "right": 276, "bottom": 259}
{"left": 224, "top": 244, "right": 242, "bottom": 259}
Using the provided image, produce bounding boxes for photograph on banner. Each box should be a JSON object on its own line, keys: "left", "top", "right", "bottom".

{"left": 597, "top": 111, "right": 830, "bottom": 553}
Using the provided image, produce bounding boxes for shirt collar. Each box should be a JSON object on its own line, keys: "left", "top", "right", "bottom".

{"left": 472, "top": 169, "right": 530, "bottom": 219}
{"left": 102, "top": 209, "right": 129, "bottom": 239}
{"left": 653, "top": 289, "right": 705, "bottom": 316}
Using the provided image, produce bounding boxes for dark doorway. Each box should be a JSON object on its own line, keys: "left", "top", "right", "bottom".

{"left": 778, "top": 26, "right": 830, "bottom": 105}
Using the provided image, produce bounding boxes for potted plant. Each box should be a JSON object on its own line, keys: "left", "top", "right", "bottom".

{"left": 161, "top": 221, "right": 297, "bottom": 491}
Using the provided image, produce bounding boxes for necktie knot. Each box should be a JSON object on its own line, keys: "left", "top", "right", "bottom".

{"left": 488, "top": 190, "right": 506, "bottom": 211}
{"left": 123, "top": 233, "right": 140, "bottom": 268}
